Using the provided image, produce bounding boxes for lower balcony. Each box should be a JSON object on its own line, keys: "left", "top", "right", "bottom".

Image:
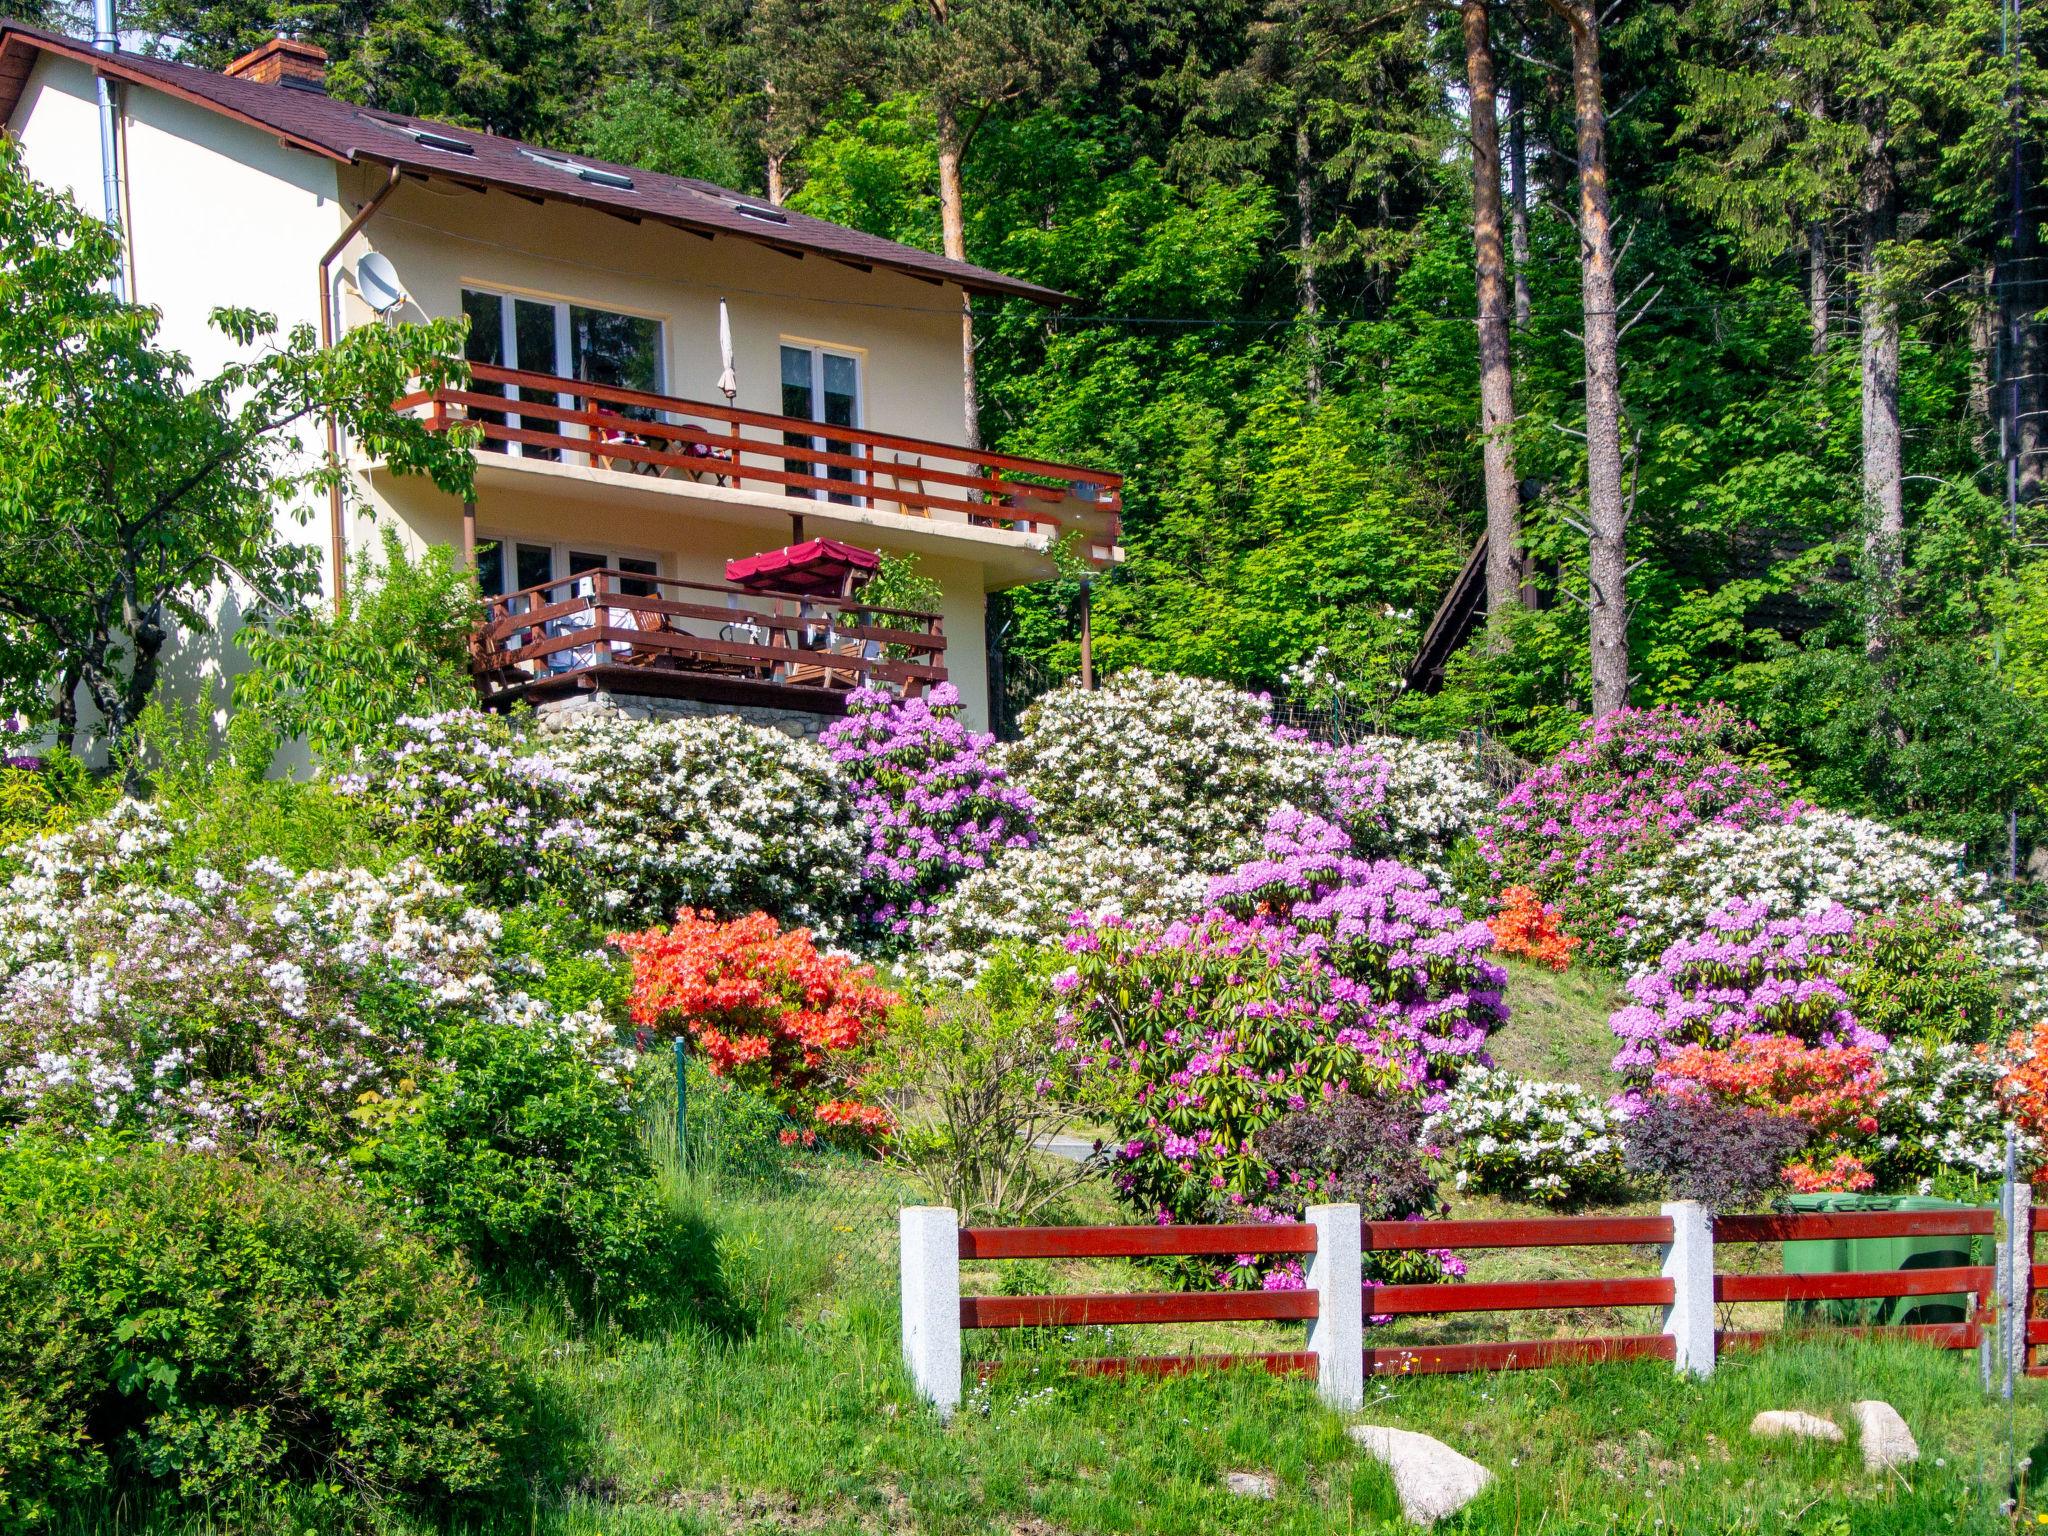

{"left": 469, "top": 567, "right": 945, "bottom": 715}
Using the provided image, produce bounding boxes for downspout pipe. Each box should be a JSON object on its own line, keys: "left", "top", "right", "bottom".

{"left": 318, "top": 164, "right": 403, "bottom": 616}
{"left": 92, "top": 0, "right": 123, "bottom": 300}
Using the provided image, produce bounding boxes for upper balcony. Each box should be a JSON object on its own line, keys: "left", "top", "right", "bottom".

{"left": 398, "top": 363, "right": 1124, "bottom": 576}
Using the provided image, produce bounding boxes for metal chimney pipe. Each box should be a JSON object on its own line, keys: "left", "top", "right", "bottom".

{"left": 93, "top": 0, "right": 124, "bottom": 301}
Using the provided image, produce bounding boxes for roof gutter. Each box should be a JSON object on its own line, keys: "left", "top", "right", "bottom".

{"left": 318, "top": 163, "right": 402, "bottom": 615}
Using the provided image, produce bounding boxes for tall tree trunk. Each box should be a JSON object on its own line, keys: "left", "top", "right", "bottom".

{"left": 2004, "top": 129, "right": 2046, "bottom": 508}
{"left": 1465, "top": 0, "right": 1526, "bottom": 618}
{"left": 1859, "top": 125, "right": 1901, "bottom": 655}
{"left": 1806, "top": 91, "right": 1829, "bottom": 356}
{"left": 935, "top": 93, "right": 979, "bottom": 449}
{"left": 764, "top": 77, "right": 786, "bottom": 204}
{"left": 1507, "top": 78, "right": 1532, "bottom": 330}
{"left": 1548, "top": 0, "right": 1630, "bottom": 717}
{"left": 1296, "top": 120, "right": 1321, "bottom": 404}
{"left": 1807, "top": 220, "right": 1828, "bottom": 355}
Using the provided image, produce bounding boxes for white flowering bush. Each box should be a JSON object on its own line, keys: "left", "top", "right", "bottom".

{"left": 0, "top": 803, "right": 619, "bottom": 1152}
{"left": 339, "top": 708, "right": 861, "bottom": 930}
{"left": 1421, "top": 1068, "right": 1628, "bottom": 1207}
{"left": 1608, "top": 810, "right": 2048, "bottom": 1016}
{"left": 0, "top": 801, "right": 683, "bottom": 1320}
{"left": 1324, "top": 735, "right": 1491, "bottom": 878}
{"left": 1863, "top": 1040, "right": 2028, "bottom": 1191}
{"left": 546, "top": 713, "right": 861, "bottom": 929}
{"left": 910, "top": 832, "right": 1213, "bottom": 984}
{"left": 1000, "top": 671, "right": 1326, "bottom": 870}
{"left": 918, "top": 677, "right": 1488, "bottom": 982}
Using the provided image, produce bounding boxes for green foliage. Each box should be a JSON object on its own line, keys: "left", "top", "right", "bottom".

{"left": 236, "top": 528, "right": 484, "bottom": 766}
{"left": 0, "top": 749, "right": 110, "bottom": 851}
{"left": 1838, "top": 903, "right": 2011, "bottom": 1046}
{"left": 350, "top": 1002, "right": 687, "bottom": 1327}
{"left": 0, "top": 138, "right": 473, "bottom": 751}
{"left": 866, "top": 946, "right": 1083, "bottom": 1222}
{"left": 0, "top": 1136, "right": 529, "bottom": 1529}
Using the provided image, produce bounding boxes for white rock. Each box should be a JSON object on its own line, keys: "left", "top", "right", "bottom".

{"left": 1224, "top": 1471, "right": 1276, "bottom": 1499}
{"left": 1749, "top": 1410, "right": 1846, "bottom": 1444}
{"left": 1350, "top": 1424, "right": 1494, "bottom": 1525}
{"left": 1848, "top": 1400, "right": 1919, "bottom": 1471}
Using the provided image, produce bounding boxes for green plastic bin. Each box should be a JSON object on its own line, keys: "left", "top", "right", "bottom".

{"left": 1782, "top": 1193, "right": 1990, "bottom": 1328}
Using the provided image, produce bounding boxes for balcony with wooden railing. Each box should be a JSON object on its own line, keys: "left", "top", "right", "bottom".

{"left": 403, "top": 363, "right": 1124, "bottom": 565}
{"left": 469, "top": 567, "right": 945, "bottom": 714}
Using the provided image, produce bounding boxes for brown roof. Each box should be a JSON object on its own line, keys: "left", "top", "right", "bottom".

{"left": 0, "top": 21, "right": 1069, "bottom": 305}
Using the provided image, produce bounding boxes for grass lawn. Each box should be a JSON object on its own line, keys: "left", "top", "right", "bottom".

{"left": 507, "top": 1150, "right": 2047, "bottom": 1536}
{"left": 1483, "top": 956, "right": 1631, "bottom": 1093}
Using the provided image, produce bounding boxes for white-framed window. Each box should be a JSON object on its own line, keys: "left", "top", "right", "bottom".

{"left": 780, "top": 341, "right": 864, "bottom": 505}
{"left": 474, "top": 537, "right": 661, "bottom": 603}
{"left": 461, "top": 287, "right": 667, "bottom": 460}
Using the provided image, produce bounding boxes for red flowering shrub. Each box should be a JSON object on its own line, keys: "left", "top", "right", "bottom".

{"left": 1783, "top": 1152, "right": 1877, "bottom": 1193}
{"left": 1999, "top": 1021, "right": 2048, "bottom": 1149}
{"left": 614, "top": 910, "right": 894, "bottom": 1135}
{"left": 1653, "top": 1034, "right": 1883, "bottom": 1137}
{"left": 1488, "top": 885, "right": 1581, "bottom": 971}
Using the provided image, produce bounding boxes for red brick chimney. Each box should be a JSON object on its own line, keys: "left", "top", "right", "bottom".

{"left": 223, "top": 38, "right": 328, "bottom": 92}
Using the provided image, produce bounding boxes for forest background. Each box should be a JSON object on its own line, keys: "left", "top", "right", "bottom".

{"left": 21, "top": 0, "right": 2048, "bottom": 871}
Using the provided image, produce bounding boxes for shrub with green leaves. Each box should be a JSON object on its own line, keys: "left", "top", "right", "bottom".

{"left": 0, "top": 1137, "right": 529, "bottom": 1530}
{"left": 236, "top": 527, "right": 484, "bottom": 765}
{"left": 0, "top": 804, "right": 677, "bottom": 1323}
{"left": 351, "top": 1005, "right": 685, "bottom": 1324}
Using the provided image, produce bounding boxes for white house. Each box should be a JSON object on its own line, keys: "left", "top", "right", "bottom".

{"left": 0, "top": 25, "right": 1122, "bottom": 733}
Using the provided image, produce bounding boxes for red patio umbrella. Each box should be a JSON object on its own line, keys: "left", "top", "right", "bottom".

{"left": 724, "top": 537, "right": 881, "bottom": 599}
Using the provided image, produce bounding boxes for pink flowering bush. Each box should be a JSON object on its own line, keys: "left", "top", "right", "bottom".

{"left": 1052, "top": 808, "right": 1504, "bottom": 1284}
{"left": 1607, "top": 900, "right": 1883, "bottom": 1088}
{"left": 820, "top": 683, "right": 1038, "bottom": 939}
{"left": 1477, "top": 705, "right": 1801, "bottom": 953}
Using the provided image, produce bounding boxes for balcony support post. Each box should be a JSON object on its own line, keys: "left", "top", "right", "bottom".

{"left": 461, "top": 499, "right": 476, "bottom": 570}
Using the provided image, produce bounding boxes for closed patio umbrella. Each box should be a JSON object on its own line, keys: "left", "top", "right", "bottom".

{"left": 717, "top": 298, "right": 737, "bottom": 401}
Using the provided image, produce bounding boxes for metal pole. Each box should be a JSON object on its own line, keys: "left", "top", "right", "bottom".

{"left": 674, "top": 1034, "right": 689, "bottom": 1173}
{"left": 1078, "top": 576, "right": 1094, "bottom": 689}
{"left": 92, "top": 0, "right": 124, "bottom": 302}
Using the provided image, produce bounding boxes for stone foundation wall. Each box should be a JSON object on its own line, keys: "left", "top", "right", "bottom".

{"left": 532, "top": 690, "right": 836, "bottom": 741}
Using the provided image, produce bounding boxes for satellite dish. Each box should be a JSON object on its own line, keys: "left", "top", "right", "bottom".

{"left": 355, "top": 251, "right": 405, "bottom": 315}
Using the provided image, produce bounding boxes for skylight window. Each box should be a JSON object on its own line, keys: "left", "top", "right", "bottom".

{"left": 357, "top": 111, "right": 475, "bottom": 155}
{"left": 733, "top": 201, "right": 789, "bottom": 225}
{"left": 520, "top": 149, "right": 636, "bottom": 191}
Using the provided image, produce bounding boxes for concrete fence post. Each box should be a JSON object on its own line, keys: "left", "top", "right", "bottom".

{"left": 1306, "top": 1203, "right": 1364, "bottom": 1411}
{"left": 900, "top": 1206, "right": 962, "bottom": 1417}
{"left": 2001, "top": 1181, "right": 2034, "bottom": 1395}
{"left": 1661, "top": 1201, "right": 1715, "bottom": 1378}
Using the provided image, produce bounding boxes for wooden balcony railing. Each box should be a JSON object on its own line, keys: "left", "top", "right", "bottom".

{"left": 404, "top": 363, "right": 1122, "bottom": 560}
{"left": 469, "top": 567, "right": 946, "bottom": 711}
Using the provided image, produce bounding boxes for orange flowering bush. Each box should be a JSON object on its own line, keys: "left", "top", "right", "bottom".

{"left": 614, "top": 910, "right": 894, "bottom": 1135}
{"left": 1999, "top": 1021, "right": 2048, "bottom": 1147}
{"left": 1782, "top": 1152, "right": 1877, "bottom": 1193}
{"left": 1653, "top": 1034, "right": 1883, "bottom": 1137}
{"left": 1488, "top": 885, "right": 1581, "bottom": 971}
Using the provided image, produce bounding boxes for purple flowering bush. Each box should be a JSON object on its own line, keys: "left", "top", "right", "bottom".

{"left": 1051, "top": 808, "right": 1504, "bottom": 1283}
{"left": 1606, "top": 899, "right": 1886, "bottom": 1089}
{"left": 1477, "top": 704, "right": 1801, "bottom": 954}
{"left": 820, "top": 683, "right": 1038, "bottom": 939}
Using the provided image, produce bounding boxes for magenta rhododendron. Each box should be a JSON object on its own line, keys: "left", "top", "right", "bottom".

{"left": 821, "top": 683, "right": 1038, "bottom": 937}
{"left": 1478, "top": 705, "right": 1801, "bottom": 949}
{"left": 1051, "top": 808, "right": 1504, "bottom": 1282}
{"left": 1608, "top": 900, "right": 1883, "bottom": 1084}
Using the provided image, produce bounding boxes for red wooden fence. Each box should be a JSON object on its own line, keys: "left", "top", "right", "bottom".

{"left": 955, "top": 1208, "right": 2000, "bottom": 1386}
